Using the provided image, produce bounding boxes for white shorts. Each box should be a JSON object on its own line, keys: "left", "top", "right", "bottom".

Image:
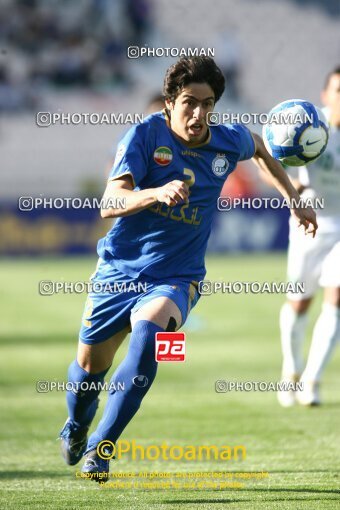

{"left": 287, "top": 226, "right": 340, "bottom": 300}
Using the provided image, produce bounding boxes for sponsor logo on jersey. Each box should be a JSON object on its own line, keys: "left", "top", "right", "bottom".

{"left": 154, "top": 146, "right": 173, "bottom": 166}
{"left": 212, "top": 154, "right": 229, "bottom": 177}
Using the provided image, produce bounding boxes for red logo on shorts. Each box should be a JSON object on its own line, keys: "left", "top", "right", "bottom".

{"left": 155, "top": 332, "right": 186, "bottom": 362}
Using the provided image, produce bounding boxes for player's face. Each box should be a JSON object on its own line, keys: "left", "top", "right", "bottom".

{"left": 166, "top": 83, "right": 215, "bottom": 146}
{"left": 322, "top": 73, "right": 340, "bottom": 125}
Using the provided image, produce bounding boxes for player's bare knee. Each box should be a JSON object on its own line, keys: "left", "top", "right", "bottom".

{"left": 288, "top": 298, "right": 312, "bottom": 315}
{"left": 76, "top": 330, "right": 127, "bottom": 373}
{"left": 77, "top": 347, "right": 110, "bottom": 374}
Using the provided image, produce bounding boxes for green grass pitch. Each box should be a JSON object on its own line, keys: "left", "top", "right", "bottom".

{"left": 0, "top": 255, "right": 339, "bottom": 509}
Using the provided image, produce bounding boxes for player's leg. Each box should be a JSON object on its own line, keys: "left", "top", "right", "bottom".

{"left": 280, "top": 297, "right": 312, "bottom": 378}
{"left": 298, "top": 286, "right": 340, "bottom": 405}
{"left": 84, "top": 296, "right": 181, "bottom": 454}
{"left": 60, "top": 328, "right": 129, "bottom": 465}
{"left": 66, "top": 329, "right": 129, "bottom": 427}
{"left": 278, "top": 230, "right": 321, "bottom": 406}
{"left": 297, "top": 240, "right": 340, "bottom": 405}
{"left": 60, "top": 258, "right": 140, "bottom": 465}
{"left": 278, "top": 298, "right": 312, "bottom": 407}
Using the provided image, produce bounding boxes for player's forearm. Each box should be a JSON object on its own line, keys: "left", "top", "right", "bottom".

{"left": 290, "top": 179, "right": 307, "bottom": 194}
{"left": 101, "top": 187, "right": 158, "bottom": 218}
{"left": 259, "top": 166, "right": 305, "bottom": 195}
{"left": 254, "top": 155, "right": 301, "bottom": 203}
{"left": 252, "top": 134, "right": 301, "bottom": 204}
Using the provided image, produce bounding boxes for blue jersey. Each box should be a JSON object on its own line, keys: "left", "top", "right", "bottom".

{"left": 97, "top": 111, "right": 255, "bottom": 281}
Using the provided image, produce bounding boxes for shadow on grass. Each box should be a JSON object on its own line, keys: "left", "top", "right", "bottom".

{"left": 164, "top": 488, "right": 340, "bottom": 506}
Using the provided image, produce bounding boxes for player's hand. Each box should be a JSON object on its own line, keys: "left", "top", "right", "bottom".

{"left": 291, "top": 205, "right": 318, "bottom": 238}
{"left": 155, "top": 180, "right": 189, "bottom": 207}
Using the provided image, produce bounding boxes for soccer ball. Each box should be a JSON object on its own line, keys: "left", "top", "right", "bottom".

{"left": 262, "top": 99, "right": 329, "bottom": 166}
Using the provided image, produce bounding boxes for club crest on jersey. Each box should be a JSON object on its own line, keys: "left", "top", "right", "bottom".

{"left": 212, "top": 154, "right": 229, "bottom": 177}
{"left": 154, "top": 146, "right": 173, "bottom": 166}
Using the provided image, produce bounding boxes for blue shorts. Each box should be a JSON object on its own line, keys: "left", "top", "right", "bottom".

{"left": 79, "top": 258, "right": 200, "bottom": 345}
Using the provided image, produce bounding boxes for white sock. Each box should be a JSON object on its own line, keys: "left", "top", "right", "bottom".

{"left": 301, "top": 303, "right": 340, "bottom": 383}
{"left": 280, "top": 302, "right": 308, "bottom": 376}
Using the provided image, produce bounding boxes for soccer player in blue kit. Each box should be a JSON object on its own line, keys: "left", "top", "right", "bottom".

{"left": 59, "top": 56, "right": 318, "bottom": 480}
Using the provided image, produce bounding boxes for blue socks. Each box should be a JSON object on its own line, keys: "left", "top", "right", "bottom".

{"left": 86, "top": 320, "right": 162, "bottom": 453}
{"left": 66, "top": 360, "right": 110, "bottom": 430}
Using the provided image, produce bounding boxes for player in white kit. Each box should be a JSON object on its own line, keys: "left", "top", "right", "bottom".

{"left": 278, "top": 66, "right": 340, "bottom": 406}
